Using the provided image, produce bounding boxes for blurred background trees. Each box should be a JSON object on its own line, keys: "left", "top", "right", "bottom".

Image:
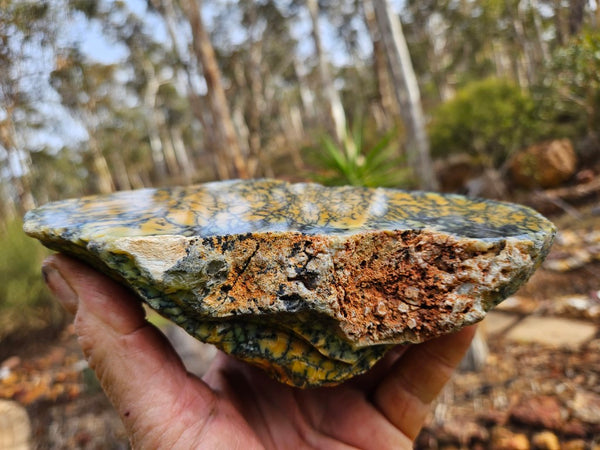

{"left": 0, "top": 0, "right": 598, "bottom": 217}
{"left": 1, "top": 0, "right": 600, "bottom": 331}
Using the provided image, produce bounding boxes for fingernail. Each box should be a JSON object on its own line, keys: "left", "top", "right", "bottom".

{"left": 42, "top": 263, "right": 79, "bottom": 314}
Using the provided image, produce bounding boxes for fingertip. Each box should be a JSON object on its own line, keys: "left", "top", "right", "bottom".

{"left": 45, "top": 253, "right": 147, "bottom": 335}
{"left": 373, "top": 325, "right": 479, "bottom": 440}
{"left": 452, "top": 324, "right": 478, "bottom": 346}
{"left": 424, "top": 324, "right": 478, "bottom": 369}
{"left": 42, "top": 259, "right": 79, "bottom": 314}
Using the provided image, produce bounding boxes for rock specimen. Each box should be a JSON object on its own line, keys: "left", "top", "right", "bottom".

{"left": 23, "top": 179, "right": 556, "bottom": 387}
{"left": 510, "top": 139, "right": 577, "bottom": 189}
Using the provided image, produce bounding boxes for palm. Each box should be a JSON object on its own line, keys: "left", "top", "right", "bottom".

{"left": 199, "top": 350, "right": 415, "bottom": 449}
{"left": 42, "top": 254, "right": 475, "bottom": 449}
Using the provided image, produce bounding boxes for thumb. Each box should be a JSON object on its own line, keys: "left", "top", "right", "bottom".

{"left": 42, "top": 254, "right": 217, "bottom": 447}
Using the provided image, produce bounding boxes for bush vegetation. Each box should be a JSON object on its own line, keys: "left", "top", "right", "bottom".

{"left": 309, "top": 123, "right": 413, "bottom": 188}
{"left": 534, "top": 30, "right": 600, "bottom": 142}
{"left": 0, "top": 220, "right": 65, "bottom": 341}
{"left": 429, "top": 78, "right": 540, "bottom": 167}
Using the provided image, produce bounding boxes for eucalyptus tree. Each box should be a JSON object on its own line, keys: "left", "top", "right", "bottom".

{"left": 316, "top": 0, "right": 383, "bottom": 129}
{"left": 306, "top": 0, "right": 349, "bottom": 147}
{"left": 182, "top": 0, "right": 249, "bottom": 179}
{"left": 69, "top": 1, "right": 200, "bottom": 186}
{"left": 549, "top": 0, "right": 591, "bottom": 45}
{"left": 112, "top": 4, "right": 198, "bottom": 184}
{"left": 368, "top": 0, "right": 438, "bottom": 190}
{"left": 145, "top": 0, "right": 253, "bottom": 179}
{"left": 401, "top": 0, "right": 559, "bottom": 95}
{"left": 49, "top": 51, "right": 119, "bottom": 194}
{"left": 210, "top": 0, "right": 308, "bottom": 175}
{"left": 0, "top": 1, "right": 59, "bottom": 215}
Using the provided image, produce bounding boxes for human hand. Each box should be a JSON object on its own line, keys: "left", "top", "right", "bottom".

{"left": 42, "top": 253, "right": 476, "bottom": 449}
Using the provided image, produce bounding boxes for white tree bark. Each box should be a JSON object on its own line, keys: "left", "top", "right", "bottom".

{"left": 141, "top": 61, "right": 168, "bottom": 180}
{"left": 369, "top": 0, "right": 439, "bottom": 191}
{"left": 528, "top": 0, "right": 550, "bottom": 61}
{"left": 151, "top": 0, "right": 249, "bottom": 179}
{"left": 510, "top": 1, "right": 535, "bottom": 87}
{"left": 0, "top": 116, "right": 36, "bottom": 211}
{"left": 293, "top": 57, "right": 316, "bottom": 123}
{"left": 171, "top": 127, "right": 195, "bottom": 184}
{"left": 307, "top": 0, "right": 348, "bottom": 145}
{"left": 364, "top": 1, "right": 398, "bottom": 127}
{"left": 182, "top": 0, "right": 249, "bottom": 179}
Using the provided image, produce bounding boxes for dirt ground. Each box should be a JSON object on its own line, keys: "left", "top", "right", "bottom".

{"left": 1, "top": 204, "right": 599, "bottom": 449}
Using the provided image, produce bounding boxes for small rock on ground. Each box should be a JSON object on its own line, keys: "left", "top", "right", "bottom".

{"left": 531, "top": 431, "right": 560, "bottom": 450}
{"left": 505, "top": 316, "right": 597, "bottom": 348}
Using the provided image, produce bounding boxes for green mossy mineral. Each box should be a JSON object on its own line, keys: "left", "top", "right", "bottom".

{"left": 24, "top": 179, "right": 556, "bottom": 387}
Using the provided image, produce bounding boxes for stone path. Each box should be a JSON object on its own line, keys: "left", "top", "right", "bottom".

{"left": 484, "top": 311, "right": 599, "bottom": 349}
{"left": 0, "top": 400, "right": 31, "bottom": 450}
{"left": 419, "top": 293, "right": 600, "bottom": 449}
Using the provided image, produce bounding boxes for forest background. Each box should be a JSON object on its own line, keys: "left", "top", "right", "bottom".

{"left": 1, "top": 0, "right": 599, "bottom": 346}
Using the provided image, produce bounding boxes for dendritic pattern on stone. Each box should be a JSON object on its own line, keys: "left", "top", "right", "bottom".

{"left": 24, "top": 179, "right": 556, "bottom": 387}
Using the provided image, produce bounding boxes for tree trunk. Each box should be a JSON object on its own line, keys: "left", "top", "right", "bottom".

{"left": 369, "top": 0, "right": 439, "bottom": 191}
{"left": 0, "top": 181, "right": 17, "bottom": 220}
{"left": 0, "top": 115, "right": 36, "bottom": 213}
{"left": 364, "top": 1, "right": 398, "bottom": 127}
{"left": 108, "top": 151, "right": 132, "bottom": 191}
{"left": 187, "top": 89, "right": 229, "bottom": 180}
{"left": 568, "top": 0, "right": 586, "bottom": 36}
{"left": 242, "top": 3, "right": 265, "bottom": 178}
{"left": 88, "top": 134, "right": 115, "bottom": 194}
{"left": 141, "top": 61, "right": 168, "bottom": 180}
{"left": 246, "top": 40, "right": 264, "bottom": 177}
{"left": 307, "top": 0, "right": 348, "bottom": 144}
{"left": 282, "top": 105, "right": 306, "bottom": 170}
{"left": 181, "top": 0, "right": 248, "bottom": 179}
{"left": 553, "top": 0, "right": 568, "bottom": 45}
{"left": 510, "top": 1, "right": 535, "bottom": 87}
{"left": 529, "top": 0, "right": 550, "bottom": 61}
{"left": 160, "top": 124, "right": 181, "bottom": 178}
{"left": 149, "top": 0, "right": 204, "bottom": 130}
{"left": 171, "top": 127, "right": 195, "bottom": 184}
{"left": 127, "top": 167, "right": 147, "bottom": 190}
{"left": 491, "top": 41, "right": 509, "bottom": 79}
{"left": 293, "top": 57, "right": 315, "bottom": 125}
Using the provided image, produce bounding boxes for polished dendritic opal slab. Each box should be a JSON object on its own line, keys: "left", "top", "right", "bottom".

{"left": 24, "top": 179, "right": 556, "bottom": 387}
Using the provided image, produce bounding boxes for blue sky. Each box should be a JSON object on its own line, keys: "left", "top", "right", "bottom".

{"left": 15, "top": 0, "right": 393, "bottom": 154}
{"left": 71, "top": 0, "right": 376, "bottom": 66}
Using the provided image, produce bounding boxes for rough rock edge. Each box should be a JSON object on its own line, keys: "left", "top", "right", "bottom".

{"left": 98, "top": 229, "right": 544, "bottom": 347}
{"left": 27, "top": 227, "right": 553, "bottom": 387}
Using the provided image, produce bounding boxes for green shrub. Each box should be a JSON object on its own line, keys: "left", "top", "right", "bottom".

{"left": 0, "top": 220, "right": 64, "bottom": 339}
{"left": 534, "top": 30, "right": 600, "bottom": 139}
{"left": 429, "top": 78, "right": 538, "bottom": 166}
{"left": 308, "top": 123, "right": 412, "bottom": 188}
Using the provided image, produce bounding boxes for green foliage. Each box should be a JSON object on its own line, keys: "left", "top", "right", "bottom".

{"left": 30, "top": 147, "right": 88, "bottom": 202}
{"left": 309, "top": 124, "right": 412, "bottom": 188}
{"left": 534, "top": 30, "right": 600, "bottom": 137}
{"left": 0, "top": 220, "right": 64, "bottom": 339}
{"left": 68, "top": 0, "right": 98, "bottom": 18}
{"left": 3, "top": 1, "right": 51, "bottom": 34}
{"left": 429, "top": 78, "right": 538, "bottom": 166}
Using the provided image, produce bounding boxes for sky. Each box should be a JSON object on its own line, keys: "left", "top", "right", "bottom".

{"left": 11, "top": 0, "right": 389, "bottom": 156}
{"left": 72, "top": 0, "right": 372, "bottom": 66}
